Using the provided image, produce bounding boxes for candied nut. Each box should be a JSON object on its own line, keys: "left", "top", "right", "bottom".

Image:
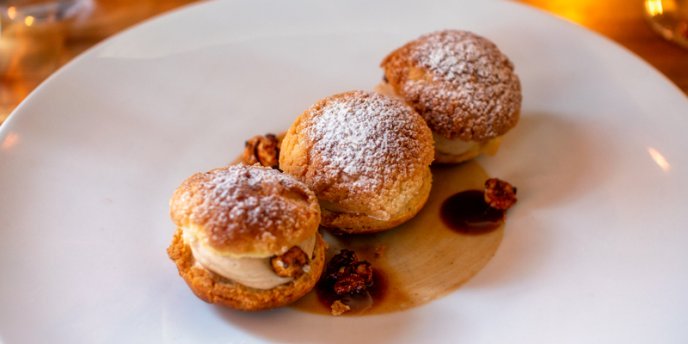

{"left": 354, "top": 262, "right": 373, "bottom": 285}
{"left": 270, "top": 246, "right": 309, "bottom": 278}
{"left": 328, "top": 249, "right": 356, "bottom": 269}
{"left": 330, "top": 300, "right": 351, "bottom": 316}
{"left": 484, "top": 178, "right": 517, "bottom": 210}
{"left": 324, "top": 249, "right": 374, "bottom": 296}
{"left": 333, "top": 271, "right": 369, "bottom": 295}
{"left": 242, "top": 134, "right": 280, "bottom": 168}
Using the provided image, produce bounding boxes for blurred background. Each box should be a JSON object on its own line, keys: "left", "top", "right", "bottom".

{"left": 1, "top": 0, "right": 687, "bottom": 125}
{"left": 0, "top": 0, "right": 198, "bottom": 124}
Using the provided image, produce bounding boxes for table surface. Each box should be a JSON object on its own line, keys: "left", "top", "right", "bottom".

{"left": 1, "top": 0, "right": 686, "bottom": 125}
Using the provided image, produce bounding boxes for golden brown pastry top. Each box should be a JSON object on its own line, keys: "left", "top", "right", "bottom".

{"left": 170, "top": 164, "right": 320, "bottom": 257}
{"left": 381, "top": 30, "right": 521, "bottom": 141}
{"left": 279, "top": 91, "right": 434, "bottom": 219}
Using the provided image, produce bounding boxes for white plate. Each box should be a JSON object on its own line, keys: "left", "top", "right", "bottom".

{"left": 1, "top": 0, "right": 687, "bottom": 342}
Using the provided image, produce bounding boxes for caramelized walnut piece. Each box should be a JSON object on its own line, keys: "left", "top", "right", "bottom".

{"left": 324, "top": 249, "right": 374, "bottom": 296}
{"left": 270, "top": 246, "right": 309, "bottom": 278}
{"left": 242, "top": 134, "right": 280, "bottom": 169}
{"left": 330, "top": 300, "right": 351, "bottom": 316}
{"left": 484, "top": 178, "right": 517, "bottom": 210}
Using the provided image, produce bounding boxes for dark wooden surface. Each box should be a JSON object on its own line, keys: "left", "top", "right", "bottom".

{"left": 1, "top": 0, "right": 686, "bottom": 124}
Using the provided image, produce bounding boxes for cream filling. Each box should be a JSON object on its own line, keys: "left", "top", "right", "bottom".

{"left": 433, "top": 133, "right": 480, "bottom": 156}
{"left": 182, "top": 226, "right": 316, "bottom": 290}
{"left": 433, "top": 133, "right": 501, "bottom": 157}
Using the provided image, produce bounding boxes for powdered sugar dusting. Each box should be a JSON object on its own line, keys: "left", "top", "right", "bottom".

{"left": 416, "top": 30, "right": 514, "bottom": 86}
{"left": 305, "top": 91, "right": 432, "bottom": 195}
{"left": 383, "top": 30, "right": 521, "bottom": 141}
{"left": 172, "top": 165, "right": 318, "bottom": 254}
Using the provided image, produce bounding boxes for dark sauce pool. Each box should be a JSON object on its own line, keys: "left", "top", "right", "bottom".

{"left": 440, "top": 190, "right": 504, "bottom": 234}
{"left": 291, "top": 162, "right": 505, "bottom": 316}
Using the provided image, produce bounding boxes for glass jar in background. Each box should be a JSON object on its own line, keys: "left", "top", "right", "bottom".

{"left": 0, "top": 0, "right": 92, "bottom": 122}
{"left": 644, "top": 0, "right": 688, "bottom": 49}
{"left": 0, "top": 0, "right": 92, "bottom": 80}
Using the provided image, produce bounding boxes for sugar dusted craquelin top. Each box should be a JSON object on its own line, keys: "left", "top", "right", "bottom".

{"left": 169, "top": 164, "right": 320, "bottom": 257}
{"left": 381, "top": 30, "right": 521, "bottom": 141}
{"left": 279, "top": 90, "right": 434, "bottom": 224}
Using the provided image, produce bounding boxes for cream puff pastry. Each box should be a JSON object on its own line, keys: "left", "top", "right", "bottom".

{"left": 279, "top": 90, "right": 434, "bottom": 233}
{"left": 380, "top": 30, "right": 521, "bottom": 163}
{"left": 168, "top": 164, "right": 326, "bottom": 310}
